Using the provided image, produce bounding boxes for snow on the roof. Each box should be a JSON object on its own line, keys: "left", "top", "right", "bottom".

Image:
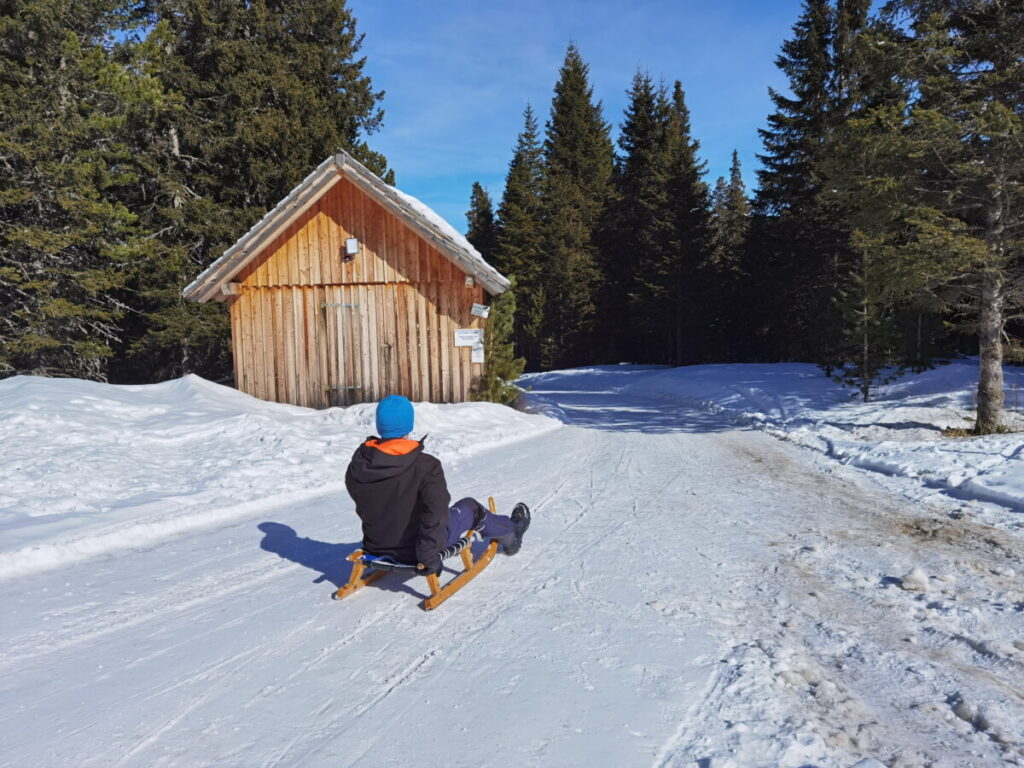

{"left": 389, "top": 186, "right": 507, "bottom": 290}
{"left": 392, "top": 188, "right": 478, "bottom": 262}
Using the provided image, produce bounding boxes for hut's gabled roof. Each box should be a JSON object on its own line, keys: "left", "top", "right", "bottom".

{"left": 182, "top": 150, "right": 510, "bottom": 303}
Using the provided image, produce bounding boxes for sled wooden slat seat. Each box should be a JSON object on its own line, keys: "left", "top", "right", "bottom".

{"left": 334, "top": 497, "right": 502, "bottom": 611}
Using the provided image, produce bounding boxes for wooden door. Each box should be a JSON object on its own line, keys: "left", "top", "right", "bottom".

{"left": 375, "top": 284, "right": 401, "bottom": 398}
{"left": 323, "top": 285, "right": 365, "bottom": 406}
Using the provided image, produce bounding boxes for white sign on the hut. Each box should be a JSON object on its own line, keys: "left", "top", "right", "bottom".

{"left": 470, "top": 303, "right": 490, "bottom": 319}
{"left": 471, "top": 343, "right": 485, "bottom": 364}
{"left": 454, "top": 329, "right": 483, "bottom": 347}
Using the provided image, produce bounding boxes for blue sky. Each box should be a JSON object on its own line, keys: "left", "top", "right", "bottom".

{"left": 353, "top": 0, "right": 806, "bottom": 233}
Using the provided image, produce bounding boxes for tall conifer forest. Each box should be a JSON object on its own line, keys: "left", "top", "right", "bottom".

{"left": 2, "top": 1, "right": 1021, "bottom": 433}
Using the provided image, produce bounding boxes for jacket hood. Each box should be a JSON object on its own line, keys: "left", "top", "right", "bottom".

{"left": 347, "top": 438, "right": 424, "bottom": 483}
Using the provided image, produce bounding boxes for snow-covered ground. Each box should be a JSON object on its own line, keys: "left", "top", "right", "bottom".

{"left": 524, "top": 359, "right": 1024, "bottom": 521}
{"left": 0, "top": 375, "right": 559, "bottom": 580}
{"left": 1, "top": 363, "right": 1022, "bottom": 767}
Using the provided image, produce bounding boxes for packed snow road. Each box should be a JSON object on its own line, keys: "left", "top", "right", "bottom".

{"left": 1, "top": 368, "right": 1022, "bottom": 767}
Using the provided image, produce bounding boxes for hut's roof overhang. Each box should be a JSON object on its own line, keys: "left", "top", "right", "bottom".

{"left": 182, "top": 150, "right": 510, "bottom": 303}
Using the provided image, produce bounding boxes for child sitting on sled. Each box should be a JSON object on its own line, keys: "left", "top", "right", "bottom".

{"left": 345, "top": 395, "right": 530, "bottom": 576}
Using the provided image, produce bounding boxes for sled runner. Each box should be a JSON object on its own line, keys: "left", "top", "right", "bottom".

{"left": 334, "top": 497, "right": 501, "bottom": 611}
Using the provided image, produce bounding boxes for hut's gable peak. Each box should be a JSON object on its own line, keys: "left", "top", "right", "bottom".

{"left": 183, "top": 151, "right": 509, "bottom": 302}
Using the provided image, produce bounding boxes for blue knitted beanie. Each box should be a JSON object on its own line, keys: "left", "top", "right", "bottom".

{"left": 375, "top": 395, "right": 414, "bottom": 439}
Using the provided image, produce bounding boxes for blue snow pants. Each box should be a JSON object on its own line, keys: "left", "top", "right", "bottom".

{"left": 446, "top": 497, "right": 515, "bottom": 547}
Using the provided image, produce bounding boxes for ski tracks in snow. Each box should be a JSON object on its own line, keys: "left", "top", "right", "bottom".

{"left": 658, "top": 430, "right": 1024, "bottom": 767}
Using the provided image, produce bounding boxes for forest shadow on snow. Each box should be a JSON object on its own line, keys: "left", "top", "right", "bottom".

{"left": 520, "top": 368, "right": 740, "bottom": 434}
{"left": 531, "top": 389, "right": 737, "bottom": 434}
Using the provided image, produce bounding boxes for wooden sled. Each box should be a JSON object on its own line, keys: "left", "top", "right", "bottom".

{"left": 334, "top": 497, "right": 501, "bottom": 611}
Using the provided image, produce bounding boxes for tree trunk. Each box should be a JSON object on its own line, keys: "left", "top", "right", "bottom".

{"left": 861, "top": 321, "right": 870, "bottom": 403}
{"left": 974, "top": 171, "right": 1009, "bottom": 436}
{"left": 974, "top": 270, "right": 1004, "bottom": 435}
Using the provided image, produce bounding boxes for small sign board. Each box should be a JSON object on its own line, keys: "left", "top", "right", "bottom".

{"left": 470, "top": 303, "right": 490, "bottom": 319}
{"left": 454, "top": 329, "right": 483, "bottom": 347}
{"left": 471, "top": 343, "right": 485, "bottom": 364}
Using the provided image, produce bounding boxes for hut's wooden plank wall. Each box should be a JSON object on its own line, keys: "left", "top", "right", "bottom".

{"left": 227, "top": 177, "right": 486, "bottom": 408}
{"left": 235, "top": 178, "right": 434, "bottom": 291}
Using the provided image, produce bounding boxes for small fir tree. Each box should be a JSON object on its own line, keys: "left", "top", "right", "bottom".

{"left": 831, "top": 254, "right": 902, "bottom": 402}
{"left": 471, "top": 283, "right": 525, "bottom": 405}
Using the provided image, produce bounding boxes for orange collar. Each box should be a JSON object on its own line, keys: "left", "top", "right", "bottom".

{"left": 365, "top": 437, "right": 420, "bottom": 456}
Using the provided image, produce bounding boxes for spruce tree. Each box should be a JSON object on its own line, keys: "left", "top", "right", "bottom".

{"left": 495, "top": 105, "right": 545, "bottom": 369}
{"left": 754, "top": 0, "right": 848, "bottom": 365}
{"left": 108, "top": 20, "right": 231, "bottom": 382}
{"left": 611, "top": 72, "right": 672, "bottom": 363}
{"left": 832, "top": 0, "right": 1024, "bottom": 433}
{"left": 0, "top": 0, "right": 152, "bottom": 379}
{"left": 821, "top": 3, "right": 917, "bottom": 397}
{"left": 465, "top": 188, "right": 524, "bottom": 404}
{"left": 756, "top": 0, "right": 832, "bottom": 216}
{"left": 706, "top": 151, "right": 749, "bottom": 360}
{"left": 664, "top": 81, "right": 713, "bottom": 363}
{"left": 709, "top": 152, "right": 750, "bottom": 268}
{"left": 114, "top": 0, "right": 389, "bottom": 383}
{"left": 470, "top": 281, "right": 525, "bottom": 405}
{"left": 539, "top": 43, "right": 614, "bottom": 369}
{"left": 832, "top": 0, "right": 874, "bottom": 118}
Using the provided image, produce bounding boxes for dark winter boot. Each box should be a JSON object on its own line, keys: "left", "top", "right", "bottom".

{"left": 502, "top": 503, "right": 531, "bottom": 556}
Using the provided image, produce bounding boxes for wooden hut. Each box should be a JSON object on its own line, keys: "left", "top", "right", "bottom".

{"left": 183, "top": 150, "right": 510, "bottom": 408}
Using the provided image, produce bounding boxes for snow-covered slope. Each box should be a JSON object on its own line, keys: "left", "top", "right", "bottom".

{"left": 0, "top": 375, "right": 560, "bottom": 580}
{"left": 2, "top": 366, "right": 1022, "bottom": 768}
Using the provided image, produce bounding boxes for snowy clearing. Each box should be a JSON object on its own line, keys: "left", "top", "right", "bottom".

{"left": 1, "top": 365, "right": 1023, "bottom": 767}
{"left": 523, "top": 360, "right": 1024, "bottom": 521}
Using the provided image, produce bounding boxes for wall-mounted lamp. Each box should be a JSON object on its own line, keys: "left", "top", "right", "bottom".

{"left": 342, "top": 237, "right": 360, "bottom": 263}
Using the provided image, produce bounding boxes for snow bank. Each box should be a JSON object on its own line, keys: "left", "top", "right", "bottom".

{"left": 0, "top": 375, "right": 560, "bottom": 579}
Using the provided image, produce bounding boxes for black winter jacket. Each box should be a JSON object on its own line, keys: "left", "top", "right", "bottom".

{"left": 344, "top": 437, "right": 451, "bottom": 569}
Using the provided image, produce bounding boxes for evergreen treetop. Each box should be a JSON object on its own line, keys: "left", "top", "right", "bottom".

{"left": 465, "top": 182, "right": 498, "bottom": 263}
{"left": 543, "top": 43, "right": 614, "bottom": 198}
{"left": 709, "top": 150, "right": 750, "bottom": 269}
{"left": 755, "top": 0, "right": 833, "bottom": 215}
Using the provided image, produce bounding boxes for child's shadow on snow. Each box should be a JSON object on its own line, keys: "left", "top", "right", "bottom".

{"left": 257, "top": 522, "right": 423, "bottom": 599}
